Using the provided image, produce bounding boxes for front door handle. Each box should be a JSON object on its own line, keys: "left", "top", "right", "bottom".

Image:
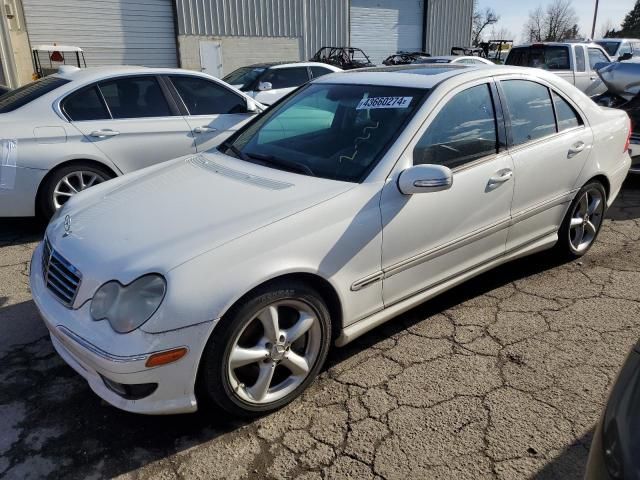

{"left": 193, "top": 126, "right": 216, "bottom": 134}
{"left": 488, "top": 168, "right": 513, "bottom": 184}
{"left": 568, "top": 141, "right": 586, "bottom": 158}
{"left": 90, "top": 129, "right": 120, "bottom": 138}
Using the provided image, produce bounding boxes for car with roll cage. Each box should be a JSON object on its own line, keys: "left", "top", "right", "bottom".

{"left": 31, "top": 63, "right": 631, "bottom": 417}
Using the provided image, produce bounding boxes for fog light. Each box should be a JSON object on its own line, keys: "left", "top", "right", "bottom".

{"left": 101, "top": 376, "right": 158, "bottom": 400}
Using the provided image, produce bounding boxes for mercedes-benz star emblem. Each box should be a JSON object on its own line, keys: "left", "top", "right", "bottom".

{"left": 63, "top": 215, "right": 71, "bottom": 237}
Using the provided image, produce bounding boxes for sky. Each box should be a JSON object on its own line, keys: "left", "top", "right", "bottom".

{"left": 479, "top": 0, "right": 637, "bottom": 43}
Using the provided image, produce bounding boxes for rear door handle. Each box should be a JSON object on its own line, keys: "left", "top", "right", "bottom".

{"left": 568, "top": 141, "right": 586, "bottom": 158}
{"left": 193, "top": 126, "right": 216, "bottom": 134}
{"left": 89, "top": 129, "right": 120, "bottom": 138}
{"left": 488, "top": 168, "right": 513, "bottom": 184}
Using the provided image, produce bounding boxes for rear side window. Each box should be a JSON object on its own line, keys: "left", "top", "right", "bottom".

{"left": 99, "top": 76, "right": 172, "bottom": 119}
{"left": 588, "top": 48, "right": 610, "bottom": 69}
{"left": 260, "top": 67, "right": 310, "bottom": 89}
{"left": 501, "top": 80, "right": 556, "bottom": 146}
{"left": 505, "top": 48, "right": 527, "bottom": 66}
{"left": 575, "top": 46, "right": 586, "bottom": 72}
{"left": 553, "top": 92, "right": 582, "bottom": 131}
{"left": 0, "top": 77, "right": 69, "bottom": 114}
{"left": 170, "top": 76, "right": 246, "bottom": 115}
{"left": 414, "top": 84, "right": 497, "bottom": 169}
{"left": 62, "top": 86, "right": 110, "bottom": 121}
{"left": 310, "top": 66, "right": 334, "bottom": 78}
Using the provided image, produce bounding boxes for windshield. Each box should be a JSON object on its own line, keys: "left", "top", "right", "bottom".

{"left": 222, "top": 67, "right": 266, "bottom": 90}
{"left": 0, "top": 76, "right": 69, "bottom": 114}
{"left": 221, "top": 83, "right": 427, "bottom": 182}
{"left": 596, "top": 41, "right": 621, "bottom": 56}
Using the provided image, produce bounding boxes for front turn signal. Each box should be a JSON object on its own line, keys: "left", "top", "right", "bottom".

{"left": 145, "top": 348, "right": 188, "bottom": 368}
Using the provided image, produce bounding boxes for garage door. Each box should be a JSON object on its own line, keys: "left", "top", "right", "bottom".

{"left": 22, "top": 0, "right": 178, "bottom": 67}
{"left": 350, "top": 0, "right": 424, "bottom": 65}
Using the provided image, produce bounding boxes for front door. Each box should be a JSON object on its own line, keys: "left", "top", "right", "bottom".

{"left": 68, "top": 75, "right": 195, "bottom": 174}
{"left": 497, "top": 78, "right": 593, "bottom": 251}
{"left": 167, "top": 75, "right": 256, "bottom": 151}
{"left": 380, "top": 81, "right": 515, "bottom": 306}
{"left": 199, "top": 41, "right": 222, "bottom": 78}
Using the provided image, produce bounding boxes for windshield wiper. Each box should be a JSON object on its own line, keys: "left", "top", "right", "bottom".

{"left": 244, "top": 151, "right": 316, "bottom": 177}
{"left": 220, "top": 140, "right": 248, "bottom": 160}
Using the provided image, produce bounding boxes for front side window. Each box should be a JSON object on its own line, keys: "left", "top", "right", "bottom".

{"left": 553, "top": 92, "right": 583, "bottom": 132}
{"left": 310, "top": 66, "right": 334, "bottom": 78}
{"left": 222, "top": 67, "right": 266, "bottom": 91}
{"left": 0, "top": 76, "right": 69, "bottom": 114}
{"left": 588, "top": 48, "right": 610, "bottom": 69}
{"left": 414, "top": 84, "right": 497, "bottom": 169}
{"left": 62, "top": 86, "right": 110, "bottom": 121}
{"left": 98, "top": 76, "right": 171, "bottom": 119}
{"left": 260, "top": 67, "right": 310, "bottom": 89}
{"left": 575, "top": 46, "right": 586, "bottom": 72}
{"left": 222, "top": 83, "right": 426, "bottom": 182}
{"left": 501, "top": 80, "right": 556, "bottom": 146}
{"left": 170, "top": 76, "right": 246, "bottom": 115}
{"left": 618, "top": 42, "right": 632, "bottom": 56}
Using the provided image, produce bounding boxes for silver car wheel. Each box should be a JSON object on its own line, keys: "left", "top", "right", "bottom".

{"left": 53, "top": 171, "right": 106, "bottom": 209}
{"left": 569, "top": 187, "right": 604, "bottom": 253}
{"left": 227, "top": 299, "right": 321, "bottom": 405}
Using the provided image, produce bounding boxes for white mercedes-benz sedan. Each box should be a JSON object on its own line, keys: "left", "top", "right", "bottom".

{"left": 30, "top": 64, "right": 632, "bottom": 417}
{"left": 0, "top": 66, "right": 262, "bottom": 219}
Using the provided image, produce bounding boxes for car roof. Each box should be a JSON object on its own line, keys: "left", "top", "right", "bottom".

{"left": 597, "top": 38, "right": 639, "bottom": 42}
{"left": 51, "top": 65, "right": 224, "bottom": 82}
{"left": 512, "top": 41, "right": 604, "bottom": 48}
{"left": 311, "top": 63, "right": 572, "bottom": 90}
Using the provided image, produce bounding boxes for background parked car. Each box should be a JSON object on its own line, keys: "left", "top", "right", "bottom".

{"left": 382, "top": 52, "right": 431, "bottom": 66}
{"left": 0, "top": 66, "right": 263, "bottom": 218}
{"left": 596, "top": 38, "right": 640, "bottom": 62}
{"left": 310, "top": 46, "right": 375, "bottom": 70}
{"left": 585, "top": 339, "right": 640, "bottom": 479}
{"left": 222, "top": 62, "right": 341, "bottom": 106}
{"left": 505, "top": 42, "right": 612, "bottom": 96}
{"left": 416, "top": 55, "right": 494, "bottom": 65}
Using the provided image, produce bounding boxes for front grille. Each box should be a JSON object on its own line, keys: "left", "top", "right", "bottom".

{"left": 41, "top": 237, "right": 81, "bottom": 307}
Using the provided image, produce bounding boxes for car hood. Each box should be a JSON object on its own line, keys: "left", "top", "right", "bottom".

{"left": 47, "top": 152, "right": 354, "bottom": 285}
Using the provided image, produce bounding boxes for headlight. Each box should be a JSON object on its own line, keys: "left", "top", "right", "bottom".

{"left": 90, "top": 274, "right": 166, "bottom": 333}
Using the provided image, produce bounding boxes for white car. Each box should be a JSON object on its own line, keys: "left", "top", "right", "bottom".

{"left": 417, "top": 55, "right": 495, "bottom": 65}
{"left": 30, "top": 64, "right": 631, "bottom": 417}
{"left": 222, "top": 61, "right": 342, "bottom": 106}
{"left": 0, "top": 66, "right": 263, "bottom": 218}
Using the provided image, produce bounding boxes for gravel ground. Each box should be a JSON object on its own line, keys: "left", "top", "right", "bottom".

{"left": 1, "top": 175, "right": 639, "bottom": 480}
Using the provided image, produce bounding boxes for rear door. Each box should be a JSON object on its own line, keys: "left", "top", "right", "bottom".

{"left": 66, "top": 75, "right": 195, "bottom": 174}
{"left": 252, "top": 67, "right": 310, "bottom": 106}
{"left": 167, "top": 75, "right": 256, "bottom": 152}
{"left": 497, "top": 77, "right": 593, "bottom": 251}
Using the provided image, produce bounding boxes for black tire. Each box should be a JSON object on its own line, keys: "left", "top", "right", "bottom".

{"left": 198, "top": 280, "right": 332, "bottom": 417}
{"left": 554, "top": 180, "right": 607, "bottom": 259}
{"left": 38, "top": 163, "right": 114, "bottom": 220}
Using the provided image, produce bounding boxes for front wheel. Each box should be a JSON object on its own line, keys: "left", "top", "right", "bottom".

{"left": 199, "top": 281, "right": 332, "bottom": 417}
{"left": 555, "top": 181, "right": 607, "bottom": 258}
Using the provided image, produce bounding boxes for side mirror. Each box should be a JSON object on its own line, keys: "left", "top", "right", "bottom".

{"left": 618, "top": 52, "right": 633, "bottom": 62}
{"left": 258, "top": 81, "right": 272, "bottom": 91}
{"left": 398, "top": 164, "right": 453, "bottom": 195}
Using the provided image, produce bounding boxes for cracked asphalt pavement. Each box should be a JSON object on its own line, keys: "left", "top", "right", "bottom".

{"left": 1, "top": 176, "right": 639, "bottom": 480}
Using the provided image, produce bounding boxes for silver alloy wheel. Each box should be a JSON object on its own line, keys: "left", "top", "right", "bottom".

{"left": 53, "top": 171, "right": 106, "bottom": 209}
{"left": 569, "top": 187, "right": 604, "bottom": 253}
{"left": 227, "top": 299, "right": 321, "bottom": 405}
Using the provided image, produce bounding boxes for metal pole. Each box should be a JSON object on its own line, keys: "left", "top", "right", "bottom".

{"left": 591, "top": 0, "right": 599, "bottom": 40}
{"left": 0, "top": 2, "right": 19, "bottom": 87}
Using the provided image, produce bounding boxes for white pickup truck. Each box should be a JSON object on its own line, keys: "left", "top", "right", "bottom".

{"left": 505, "top": 42, "right": 612, "bottom": 97}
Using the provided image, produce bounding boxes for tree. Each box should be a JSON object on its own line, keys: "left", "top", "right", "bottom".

{"left": 599, "top": 18, "right": 616, "bottom": 38}
{"left": 472, "top": 2, "right": 500, "bottom": 46}
{"left": 523, "top": 0, "right": 579, "bottom": 42}
{"left": 621, "top": 0, "right": 640, "bottom": 37}
{"left": 488, "top": 26, "right": 515, "bottom": 41}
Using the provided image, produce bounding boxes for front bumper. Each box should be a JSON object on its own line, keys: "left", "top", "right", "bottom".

{"left": 0, "top": 166, "right": 47, "bottom": 217}
{"left": 30, "top": 242, "right": 215, "bottom": 415}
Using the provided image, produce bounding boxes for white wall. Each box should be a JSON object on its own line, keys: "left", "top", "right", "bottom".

{"left": 178, "top": 35, "right": 301, "bottom": 77}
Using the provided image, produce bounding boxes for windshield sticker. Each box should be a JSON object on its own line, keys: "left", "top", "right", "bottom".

{"left": 0, "top": 139, "right": 17, "bottom": 190}
{"left": 356, "top": 96, "right": 413, "bottom": 110}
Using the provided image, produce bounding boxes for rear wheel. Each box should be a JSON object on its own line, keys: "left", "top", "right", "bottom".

{"left": 38, "top": 163, "right": 113, "bottom": 219}
{"left": 199, "top": 281, "right": 332, "bottom": 417}
{"left": 555, "top": 181, "right": 606, "bottom": 258}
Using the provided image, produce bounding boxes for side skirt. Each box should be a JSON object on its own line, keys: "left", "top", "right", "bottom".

{"left": 335, "top": 231, "right": 557, "bottom": 347}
